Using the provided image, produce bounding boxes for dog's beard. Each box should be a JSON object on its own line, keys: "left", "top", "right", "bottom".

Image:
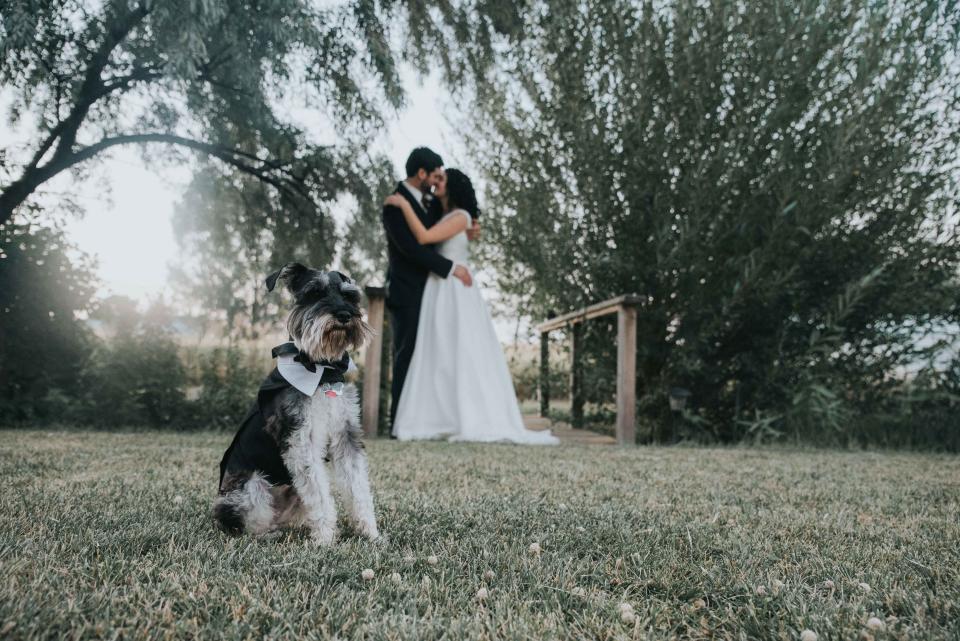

{"left": 289, "top": 310, "right": 372, "bottom": 361}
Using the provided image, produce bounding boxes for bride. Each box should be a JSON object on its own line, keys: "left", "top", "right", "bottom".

{"left": 384, "top": 169, "right": 558, "bottom": 445}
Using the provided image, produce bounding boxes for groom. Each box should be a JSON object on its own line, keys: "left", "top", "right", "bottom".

{"left": 382, "top": 147, "right": 475, "bottom": 428}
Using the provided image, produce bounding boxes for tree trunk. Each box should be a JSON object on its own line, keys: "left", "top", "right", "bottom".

{"left": 0, "top": 169, "right": 54, "bottom": 224}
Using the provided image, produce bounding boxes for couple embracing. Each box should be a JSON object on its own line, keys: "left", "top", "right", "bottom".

{"left": 382, "top": 147, "right": 557, "bottom": 445}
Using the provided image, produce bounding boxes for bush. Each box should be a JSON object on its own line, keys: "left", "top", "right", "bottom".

{"left": 184, "top": 347, "right": 267, "bottom": 430}
{"left": 74, "top": 330, "right": 189, "bottom": 428}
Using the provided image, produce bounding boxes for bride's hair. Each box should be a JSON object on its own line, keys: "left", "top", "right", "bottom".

{"left": 444, "top": 168, "right": 481, "bottom": 219}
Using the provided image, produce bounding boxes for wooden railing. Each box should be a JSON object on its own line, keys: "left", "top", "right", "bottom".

{"left": 536, "top": 294, "right": 640, "bottom": 445}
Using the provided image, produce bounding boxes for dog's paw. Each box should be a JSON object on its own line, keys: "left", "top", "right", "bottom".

{"left": 355, "top": 519, "right": 382, "bottom": 543}
{"left": 308, "top": 525, "right": 338, "bottom": 547}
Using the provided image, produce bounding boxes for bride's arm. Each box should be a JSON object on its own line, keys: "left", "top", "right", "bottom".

{"left": 384, "top": 195, "right": 470, "bottom": 244}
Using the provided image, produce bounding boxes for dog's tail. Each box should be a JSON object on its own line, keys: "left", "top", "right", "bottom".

{"left": 212, "top": 472, "right": 275, "bottom": 536}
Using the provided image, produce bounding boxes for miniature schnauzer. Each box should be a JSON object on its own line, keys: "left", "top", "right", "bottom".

{"left": 212, "top": 263, "right": 378, "bottom": 545}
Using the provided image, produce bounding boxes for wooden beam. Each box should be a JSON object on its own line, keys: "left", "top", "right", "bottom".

{"left": 536, "top": 294, "right": 641, "bottom": 333}
{"left": 539, "top": 330, "right": 550, "bottom": 417}
{"left": 615, "top": 304, "right": 637, "bottom": 445}
{"left": 362, "top": 286, "right": 386, "bottom": 438}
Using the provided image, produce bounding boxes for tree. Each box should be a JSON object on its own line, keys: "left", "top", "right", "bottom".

{"left": 445, "top": 0, "right": 960, "bottom": 442}
{"left": 0, "top": 211, "right": 98, "bottom": 421}
{"left": 170, "top": 154, "right": 394, "bottom": 338}
{"left": 0, "top": 0, "right": 527, "bottom": 326}
{"left": 159, "top": 0, "right": 528, "bottom": 327}
{"left": 0, "top": 0, "right": 406, "bottom": 226}
{"left": 76, "top": 297, "right": 189, "bottom": 428}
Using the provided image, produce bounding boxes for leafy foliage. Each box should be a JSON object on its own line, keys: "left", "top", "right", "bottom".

{"left": 165, "top": 0, "right": 534, "bottom": 328}
{"left": 186, "top": 346, "right": 267, "bottom": 430}
{"left": 0, "top": 213, "right": 98, "bottom": 422}
{"left": 171, "top": 156, "right": 394, "bottom": 338}
{"left": 0, "top": 0, "right": 533, "bottom": 329}
{"left": 444, "top": 0, "right": 960, "bottom": 442}
{"left": 77, "top": 329, "right": 186, "bottom": 427}
{"left": 0, "top": 0, "right": 406, "bottom": 228}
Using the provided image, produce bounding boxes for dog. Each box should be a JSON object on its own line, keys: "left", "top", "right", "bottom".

{"left": 212, "top": 263, "right": 379, "bottom": 545}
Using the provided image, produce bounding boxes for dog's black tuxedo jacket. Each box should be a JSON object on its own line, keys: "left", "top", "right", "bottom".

{"left": 218, "top": 351, "right": 352, "bottom": 491}
{"left": 382, "top": 182, "right": 453, "bottom": 425}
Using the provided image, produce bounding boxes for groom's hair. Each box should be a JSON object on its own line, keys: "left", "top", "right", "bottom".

{"left": 405, "top": 147, "right": 443, "bottom": 178}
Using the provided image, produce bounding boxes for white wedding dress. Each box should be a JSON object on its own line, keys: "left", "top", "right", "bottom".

{"left": 392, "top": 210, "right": 558, "bottom": 445}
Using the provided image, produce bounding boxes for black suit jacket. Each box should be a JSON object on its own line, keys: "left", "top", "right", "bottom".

{"left": 382, "top": 182, "right": 453, "bottom": 308}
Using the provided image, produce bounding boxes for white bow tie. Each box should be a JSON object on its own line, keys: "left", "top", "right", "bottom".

{"left": 277, "top": 354, "right": 356, "bottom": 396}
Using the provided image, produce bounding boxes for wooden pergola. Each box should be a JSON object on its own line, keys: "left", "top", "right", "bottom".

{"left": 536, "top": 294, "right": 640, "bottom": 445}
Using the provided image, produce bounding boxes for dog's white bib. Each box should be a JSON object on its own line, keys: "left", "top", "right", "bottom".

{"left": 277, "top": 355, "right": 356, "bottom": 396}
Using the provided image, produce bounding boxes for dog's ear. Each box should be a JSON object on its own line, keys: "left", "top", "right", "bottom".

{"left": 266, "top": 263, "right": 308, "bottom": 293}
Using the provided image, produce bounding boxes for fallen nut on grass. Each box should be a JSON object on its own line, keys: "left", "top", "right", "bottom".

{"left": 858, "top": 582, "right": 871, "bottom": 593}
{"left": 571, "top": 587, "right": 587, "bottom": 597}
{"left": 800, "top": 629, "right": 818, "bottom": 641}
{"left": 755, "top": 585, "right": 768, "bottom": 596}
{"left": 618, "top": 602, "right": 634, "bottom": 613}
{"left": 390, "top": 572, "right": 402, "bottom": 584}
{"left": 483, "top": 570, "right": 495, "bottom": 581}
{"left": 692, "top": 598, "right": 706, "bottom": 609}
{"left": 476, "top": 587, "right": 489, "bottom": 600}
{"left": 823, "top": 579, "right": 835, "bottom": 590}
{"left": 529, "top": 542, "right": 542, "bottom": 555}
{"left": 361, "top": 569, "right": 375, "bottom": 581}
{"left": 620, "top": 610, "right": 636, "bottom": 624}
{"left": 426, "top": 555, "right": 439, "bottom": 565}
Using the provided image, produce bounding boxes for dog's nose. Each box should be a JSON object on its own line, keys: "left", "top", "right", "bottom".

{"left": 335, "top": 311, "right": 352, "bottom": 323}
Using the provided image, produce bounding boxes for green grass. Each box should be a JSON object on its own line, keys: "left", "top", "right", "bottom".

{"left": 1, "top": 429, "right": 958, "bottom": 640}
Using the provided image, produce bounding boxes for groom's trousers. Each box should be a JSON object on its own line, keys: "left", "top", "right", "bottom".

{"left": 388, "top": 303, "right": 421, "bottom": 429}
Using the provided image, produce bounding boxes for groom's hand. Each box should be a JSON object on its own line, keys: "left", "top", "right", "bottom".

{"left": 466, "top": 220, "right": 481, "bottom": 242}
{"left": 452, "top": 264, "right": 473, "bottom": 287}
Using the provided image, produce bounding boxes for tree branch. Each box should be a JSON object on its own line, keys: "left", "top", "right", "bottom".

{"left": 69, "top": 133, "right": 313, "bottom": 201}
{"left": 26, "top": 63, "right": 164, "bottom": 173}
{"left": 48, "top": 3, "right": 151, "bottom": 164}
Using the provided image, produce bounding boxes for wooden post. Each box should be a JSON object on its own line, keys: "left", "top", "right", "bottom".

{"left": 539, "top": 330, "right": 550, "bottom": 417}
{"left": 615, "top": 303, "right": 637, "bottom": 445}
{"left": 377, "top": 316, "right": 392, "bottom": 436}
{"left": 570, "top": 324, "right": 584, "bottom": 429}
{"left": 362, "top": 286, "right": 386, "bottom": 438}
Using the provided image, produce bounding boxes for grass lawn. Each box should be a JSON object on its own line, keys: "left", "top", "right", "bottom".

{"left": 1, "top": 429, "right": 958, "bottom": 640}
